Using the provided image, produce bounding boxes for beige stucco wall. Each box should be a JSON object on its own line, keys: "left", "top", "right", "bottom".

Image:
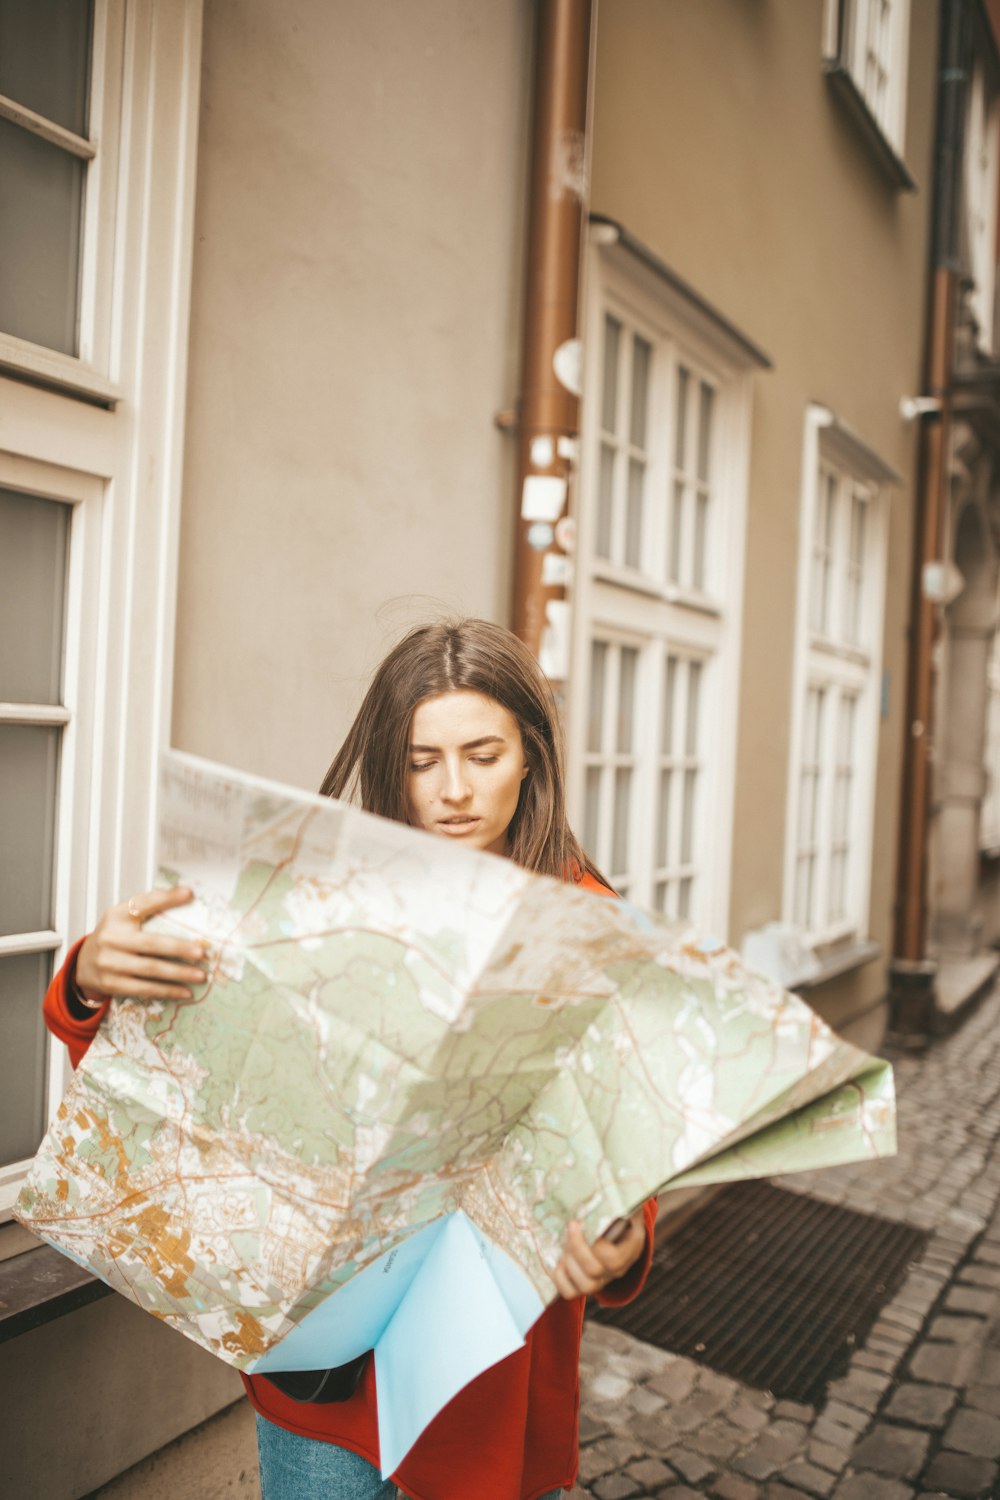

{"left": 0, "top": 1291, "right": 240, "bottom": 1499}
{"left": 171, "top": 0, "right": 533, "bottom": 791}
{"left": 7, "top": 15, "right": 533, "bottom": 1490}
{"left": 590, "top": 0, "right": 939, "bottom": 1039}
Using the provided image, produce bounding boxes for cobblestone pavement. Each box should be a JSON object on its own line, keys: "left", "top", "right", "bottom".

{"left": 570, "top": 981, "right": 1000, "bottom": 1500}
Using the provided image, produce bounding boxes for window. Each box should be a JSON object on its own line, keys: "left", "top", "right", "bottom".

{"left": 0, "top": 0, "right": 125, "bottom": 398}
{"left": 0, "top": 0, "right": 92, "bottom": 354}
{"left": 581, "top": 631, "right": 710, "bottom": 918}
{"left": 982, "top": 627, "right": 1000, "bottom": 852}
{"left": 583, "top": 639, "right": 639, "bottom": 894}
{"left": 0, "top": 470, "right": 100, "bottom": 1197}
{"left": 653, "top": 652, "right": 704, "bottom": 918}
{"left": 569, "top": 224, "right": 766, "bottom": 936}
{"left": 784, "top": 408, "right": 893, "bottom": 949}
{"left": 0, "top": 491, "right": 71, "bottom": 1164}
{"left": 964, "top": 56, "right": 1000, "bottom": 354}
{"left": 590, "top": 296, "right": 722, "bottom": 604}
{"left": 822, "top": 0, "right": 913, "bottom": 182}
{"left": 0, "top": 0, "right": 203, "bottom": 1217}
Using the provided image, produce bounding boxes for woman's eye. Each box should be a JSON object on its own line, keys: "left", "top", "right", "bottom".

{"left": 410, "top": 761, "right": 435, "bottom": 773}
{"left": 471, "top": 756, "right": 498, "bottom": 765}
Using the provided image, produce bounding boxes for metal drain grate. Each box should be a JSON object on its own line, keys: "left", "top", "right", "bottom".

{"left": 591, "top": 1181, "right": 927, "bottom": 1405}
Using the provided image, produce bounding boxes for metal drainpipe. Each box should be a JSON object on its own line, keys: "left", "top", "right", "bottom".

{"left": 891, "top": 0, "right": 968, "bottom": 1033}
{"left": 509, "top": 0, "right": 594, "bottom": 675}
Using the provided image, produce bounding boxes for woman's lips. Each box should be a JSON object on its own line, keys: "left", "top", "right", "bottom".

{"left": 437, "top": 817, "right": 481, "bottom": 833}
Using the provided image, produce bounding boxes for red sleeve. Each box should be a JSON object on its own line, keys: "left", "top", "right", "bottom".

{"left": 42, "top": 936, "right": 108, "bottom": 1070}
{"left": 595, "top": 1196, "right": 658, "bottom": 1308}
{"left": 574, "top": 867, "right": 616, "bottom": 898}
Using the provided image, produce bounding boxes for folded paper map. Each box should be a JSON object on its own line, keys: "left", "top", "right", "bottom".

{"left": 17, "top": 750, "right": 895, "bottom": 1473}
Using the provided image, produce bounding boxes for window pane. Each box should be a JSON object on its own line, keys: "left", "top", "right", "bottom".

{"left": 845, "top": 578, "right": 862, "bottom": 647}
{"left": 674, "top": 367, "right": 689, "bottom": 468}
{"left": 796, "top": 685, "right": 826, "bottom": 932}
{"left": 693, "top": 492, "right": 708, "bottom": 592}
{"left": 601, "top": 316, "right": 621, "bottom": 434}
{"left": 656, "top": 768, "right": 671, "bottom": 866}
{"left": 597, "top": 443, "right": 615, "bottom": 558}
{"left": 0, "top": 488, "right": 70, "bottom": 703}
{"left": 681, "top": 768, "right": 697, "bottom": 863}
{"left": 811, "top": 550, "right": 829, "bottom": 636}
{"left": 662, "top": 656, "right": 677, "bottom": 755}
{"left": 838, "top": 693, "right": 857, "bottom": 779}
{"left": 583, "top": 766, "right": 601, "bottom": 856}
{"left": 801, "top": 767, "right": 818, "bottom": 844}
{"left": 824, "top": 474, "right": 837, "bottom": 548}
{"left": 829, "top": 850, "right": 846, "bottom": 923}
{"left": 811, "top": 472, "right": 836, "bottom": 637}
{"left": 0, "top": 117, "right": 85, "bottom": 354}
{"left": 678, "top": 876, "right": 693, "bottom": 919}
{"left": 630, "top": 336, "right": 651, "bottom": 449}
{"left": 795, "top": 854, "right": 814, "bottom": 930}
{"left": 850, "top": 493, "right": 867, "bottom": 569}
{"left": 0, "top": 724, "right": 60, "bottom": 936}
{"left": 809, "top": 685, "right": 826, "bottom": 761}
{"left": 588, "top": 641, "right": 607, "bottom": 753}
{"left": 0, "top": 0, "right": 93, "bottom": 137}
{"left": 0, "top": 950, "right": 52, "bottom": 1165}
{"left": 669, "top": 480, "right": 684, "bottom": 584}
{"left": 625, "top": 459, "right": 644, "bottom": 568}
{"left": 686, "top": 661, "right": 702, "bottom": 756}
{"left": 697, "top": 382, "right": 714, "bottom": 482}
{"left": 617, "top": 647, "right": 637, "bottom": 754}
{"left": 983, "top": 638, "right": 1000, "bottom": 846}
{"left": 612, "top": 767, "right": 631, "bottom": 873}
{"left": 846, "top": 493, "right": 867, "bottom": 644}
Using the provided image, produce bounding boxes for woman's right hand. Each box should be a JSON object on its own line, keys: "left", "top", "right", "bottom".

{"left": 75, "top": 886, "right": 210, "bottom": 1004}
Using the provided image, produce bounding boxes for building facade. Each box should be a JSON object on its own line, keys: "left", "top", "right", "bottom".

{"left": 7, "top": 1, "right": 1000, "bottom": 1493}
{"left": 575, "top": 0, "right": 937, "bottom": 1047}
{"left": 1, "top": 3, "right": 535, "bottom": 1493}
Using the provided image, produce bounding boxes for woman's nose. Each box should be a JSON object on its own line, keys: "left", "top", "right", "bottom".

{"left": 441, "top": 761, "right": 471, "bottom": 802}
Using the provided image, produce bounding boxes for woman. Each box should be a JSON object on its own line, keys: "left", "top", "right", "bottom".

{"left": 43, "top": 619, "right": 657, "bottom": 1500}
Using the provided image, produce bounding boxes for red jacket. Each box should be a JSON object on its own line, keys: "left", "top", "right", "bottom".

{"left": 43, "top": 870, "right": 656, "bottom": 1500}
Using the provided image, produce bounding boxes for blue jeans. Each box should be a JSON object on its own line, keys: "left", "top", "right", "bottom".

{"left": 255, "top": 1415, "right": 562, "bottom": 1498}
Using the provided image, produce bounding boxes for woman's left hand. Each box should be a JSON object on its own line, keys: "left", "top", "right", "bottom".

{"left": 552, "top": 1210, "right": 647, "bottom": 1300}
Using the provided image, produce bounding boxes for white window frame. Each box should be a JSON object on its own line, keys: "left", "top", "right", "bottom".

{"left": 782, "top": 406, "right": 894, "bottom": 953}
{"left": 982, "top": 624, "right": 1000, "bottom": 853}
{"left": 1, "top": 458, "right": 103, "bottom": 1198}
{"left": 0, "top": 0, "right": 128, "bottom": 402}
{"left": 964, "top": 53, "right": 1000, "bottom": 355}
{"left": 822, "top": 0, "right": 912, "bottom": 160}
{"left": 568, "top": 229, "right": 761, "bottom": 941}
{"left": 581, "top": 630, "right": 647, "bottom": 894}
{"left": 0, "top": 0, "right": 204, "bottom": 1218}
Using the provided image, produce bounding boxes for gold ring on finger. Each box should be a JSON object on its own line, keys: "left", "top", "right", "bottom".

{"left": 127, "top": 896, "right": 142, "bottom": 921}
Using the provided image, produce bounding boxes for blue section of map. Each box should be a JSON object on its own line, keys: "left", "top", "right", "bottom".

{"left": 251, "top": 1218, "right": 447, "bottom": 1372}
{"left": 251, "top": 1209, "right": 544, "bottom": 1476}
{"left": 375, "top": 1211, "right": 543, "bottom": 1476}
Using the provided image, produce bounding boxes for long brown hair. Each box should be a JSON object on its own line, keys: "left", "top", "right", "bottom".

{"left": 320, "top": 619, "right": 605, "bottom": 882}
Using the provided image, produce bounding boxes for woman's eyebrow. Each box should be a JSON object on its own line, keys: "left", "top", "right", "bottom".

{"left": 409, "top": 735, "right": 507, "bottom": 752}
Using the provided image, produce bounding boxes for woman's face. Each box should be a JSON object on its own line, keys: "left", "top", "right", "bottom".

{"left": 406, "top": 690, "right": 529, "bottom": 857}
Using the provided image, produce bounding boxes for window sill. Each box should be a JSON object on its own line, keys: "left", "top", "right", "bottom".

{"left": 590, "top": 564, "right": 723, "bottom": 617}
{"left": 823, "top": 62, "right": 916, "bottom": 193}
{"left": 0, "top": 333, "right": 120, "bottom": 408}
{"left": 808, "top": 635, "right": 872, "bottom": 669}
{"left": 0, "top": 1238, "right": 110, "bottom": 1344}
{"left": 795, "top": 937, "right": 882, "bottom": 991}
